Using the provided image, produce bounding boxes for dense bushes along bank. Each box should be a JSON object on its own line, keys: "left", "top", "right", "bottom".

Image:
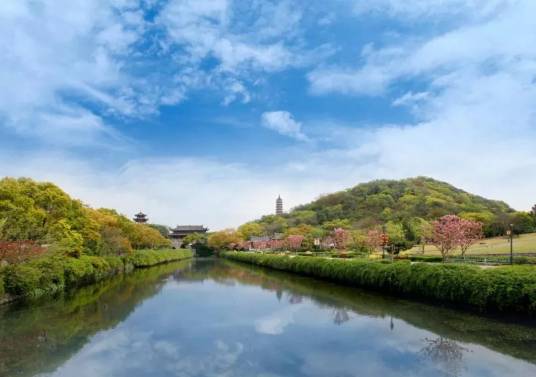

{"left": 222, "top": 252, "right": 536, "bottom": 316}
{"left": 0, "top": 249, "right": 192, "bottom": 303}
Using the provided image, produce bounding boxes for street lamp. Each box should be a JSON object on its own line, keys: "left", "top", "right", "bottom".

{"left": 507, "top": 223, "right": 514, "bottom": 265}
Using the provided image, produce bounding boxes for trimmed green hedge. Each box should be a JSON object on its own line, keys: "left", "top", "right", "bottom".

{"left": 223, "top": 252, "right": 536, "bottom": 315}
{"left": 1, "top": 249, "right": 192, "bottom": 300}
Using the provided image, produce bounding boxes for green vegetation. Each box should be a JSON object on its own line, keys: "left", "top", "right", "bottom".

{"left": 223, "top": 252, "right": 536, "bottom": 316}
{"left": 245, "top": 177, "right": 533, "bottom": 249}
{"left": 0, "top": 177, "right": 193, "bottom": 303}
{"left": 1, "top": 249, "right": 191, "bottom": 301}
{"left": 0, "top": 259, "right": 192, "bottom": 377}
{"left": 0, "top": 177, "right": 171, "bottom": 257}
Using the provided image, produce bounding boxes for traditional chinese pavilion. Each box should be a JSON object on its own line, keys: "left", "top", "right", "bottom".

{"left": 133, "top": 212, "right": 148, "bottom": 223}
{"left": 169, "top": 225, "right": 208, "bottom": 247}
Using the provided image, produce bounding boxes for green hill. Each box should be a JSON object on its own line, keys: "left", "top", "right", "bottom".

{"left": 249, "top": 177, "right": 534, "bottom": 243}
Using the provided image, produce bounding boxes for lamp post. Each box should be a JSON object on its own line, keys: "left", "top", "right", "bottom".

{"left": 382, "top": 224, "right": 387, "bottom": 259}
{"left": 508, "top": 223, "right": 514, "bottom": 265}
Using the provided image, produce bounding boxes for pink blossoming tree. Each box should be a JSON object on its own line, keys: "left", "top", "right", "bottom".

{"left": 332, "top": 228, "right": 350, "bottom": 250}
{"left": 431, "top": 215, "right": 483, "bottom": 261}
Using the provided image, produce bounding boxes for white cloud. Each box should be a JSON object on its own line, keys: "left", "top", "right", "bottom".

{"left": 0, "top": 0, "right": 152, "bottom": 144}
{"left": 301, "top": 0, "right": 536, "bottom": 213}
{"left": 261, "top": 111, "right": 308, "bottom": 141}
{"left": 352, "top": 0, "right": 513, "bottom": 19}
{"left": 157, "top": 0, "right": 303, "bottom": 73}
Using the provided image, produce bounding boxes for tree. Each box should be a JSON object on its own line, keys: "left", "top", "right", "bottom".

{"left": 148, "top": 224, "right": 170, "bottom": 238}
{"left": 332, "top": 228, "right": 350, "bottom": 250}
{"left": 366, "top": 228, "right": 384, "bottom": 253}
{"left": 238, "top": 222, "right": 264, "bottom": 240}
{"left": 385, "top": 221, "right": 407, "bottom": 253}
{"left": 458, "top": 219, "right": 483, "bottom": 258}
{"left": 207, "top": 229, "right": 243, "bottom": 251}
{"left": 431, "top": 215, "right": 464, "bottom": 262}
{"left": 348, "top": 230, "right": 369, "bottom": 253}
{"left": 0, "top": 241, "right": 45, "bottom": 265}
{"left": 321, "top": 219, "right": 351, "bottom": 231}
{"left": 182, "top": 232, "right": 207, "bottom": 247}
{"left": 46, "top": 219, "right": 84, "bottom": 257}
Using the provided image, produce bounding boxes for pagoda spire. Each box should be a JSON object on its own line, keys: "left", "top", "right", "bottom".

{"left": 276, "top": 195, "right": 283, "bottom": 215}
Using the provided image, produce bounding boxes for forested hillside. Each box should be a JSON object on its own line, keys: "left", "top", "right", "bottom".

{"left": 244, "top": 177, "right": 535, "bottom": 246}
{"left": 0, "top": 177, "right": 170, "bottom": 258}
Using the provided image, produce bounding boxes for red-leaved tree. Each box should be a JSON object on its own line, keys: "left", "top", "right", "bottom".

{"left": 366, "top": 228, "right": 384, "bottom": 253}
{"left": 0, "top": 241, "right": 45, "bottom": 265}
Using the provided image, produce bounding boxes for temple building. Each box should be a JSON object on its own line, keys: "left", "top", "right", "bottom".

{"left": 169, "top": 225, "right": 208, "bottom": 248}
{"left": 133, "top": 212, "right": 148, "bottom": 223}
{"left": 276, "top": 195, "right": 284, "bottom": 215}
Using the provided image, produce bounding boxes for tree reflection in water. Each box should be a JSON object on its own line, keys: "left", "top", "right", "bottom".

{"left": 420, "top": 336, "right": 470, "bottom": 377}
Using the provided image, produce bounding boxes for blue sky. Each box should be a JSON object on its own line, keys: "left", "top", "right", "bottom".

{"left": 1, "top": 0, "right": 536, "bottom": 229}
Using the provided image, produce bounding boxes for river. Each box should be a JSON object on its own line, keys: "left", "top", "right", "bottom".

{"left": 1, "top": 258, "right": 535, "bottom": 377}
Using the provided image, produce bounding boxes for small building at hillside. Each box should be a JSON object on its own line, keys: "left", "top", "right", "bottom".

{"left": 133, "top": 212, "right": 148, "bottom": 223}
{"left": 169, "top": 225, "right": 208, "bottom": 248}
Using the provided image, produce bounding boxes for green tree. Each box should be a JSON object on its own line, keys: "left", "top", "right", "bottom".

{"left": 238, "top": 222, "right": 264, "bottom": 240}
{"left": 47, "top": 220, "right": 84, "bottom": 257}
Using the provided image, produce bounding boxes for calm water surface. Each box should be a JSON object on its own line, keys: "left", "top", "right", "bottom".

{"left": 1, "top": 258, "right": 536, "bottom": 377}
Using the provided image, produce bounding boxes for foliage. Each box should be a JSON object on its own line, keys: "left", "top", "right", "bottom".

{"left": 0, "top": 241, "right": 45, "bottom": 264}
{"left": 458, "top": 219, "right": 484, "bottom": 257}
{"left": 431, "top": 215, "right": 483, "bottom": 261}
{"left": 182, "top": 232, "right": 208, "bottom": 246}
{"left": 366, "top": 228, "right": 384, "bottom": 253}
{"left": 0, "top": 178, "right": 170, "bottom": 259}
{"left": 332, "top": 228, "right": 350, "bottom": 250}
{"left": 243, "top": 177, "right": 522, "bottom": 247}
{"left": 237, "top": 222, "right": 264, "bottom": 240}
{"left": 207, "top": 229, "right": 243, "bottom": 251}
{"left": 46, "top": 219, "right": 84, "bottom": 257}
{"left": 148, "top": 224, "right": 170, "bottom": 238}
{"left": 1, "top": 249, "right": 192, "bottom": 300}
{"left": 223, "top": 252, "right": 536, "bottom": 315}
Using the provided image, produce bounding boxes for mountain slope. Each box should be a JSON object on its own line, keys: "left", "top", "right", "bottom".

{"left": 251, "top": 177, "right": 530, "bottom": 239}
{"left": 295, "top": 177, "right": 512, "bottom": 226}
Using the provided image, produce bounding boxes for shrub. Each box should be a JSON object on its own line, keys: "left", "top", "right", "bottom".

{"left": 61, "top": 256, "right": 97, "bottom": 287}
{"left": 4, "top": 265, "right": 43, "bottom": 297}
{"left": 2, "top": 249, "right": 193, "bottom": 300}
{"left": 223, "top": 252, "right": 536, "bottom": 315}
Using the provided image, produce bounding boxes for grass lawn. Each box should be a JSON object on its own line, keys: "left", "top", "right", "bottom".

{"left": 408, "top": 232, "right": 536, "bottom": 255}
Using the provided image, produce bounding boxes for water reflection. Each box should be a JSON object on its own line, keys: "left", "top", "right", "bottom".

{"left": 420, "top": 337, "right": 469, "bottom": 377}
{"left": 0, "top": 258, "right": 535, "bottom": 377}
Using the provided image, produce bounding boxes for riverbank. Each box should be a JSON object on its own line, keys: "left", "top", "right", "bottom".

{"left": 222, "top": 252, "right": 536, "bottom": 316}
{"left": 0, "top": 249, "right": 192, "bottom": 304}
